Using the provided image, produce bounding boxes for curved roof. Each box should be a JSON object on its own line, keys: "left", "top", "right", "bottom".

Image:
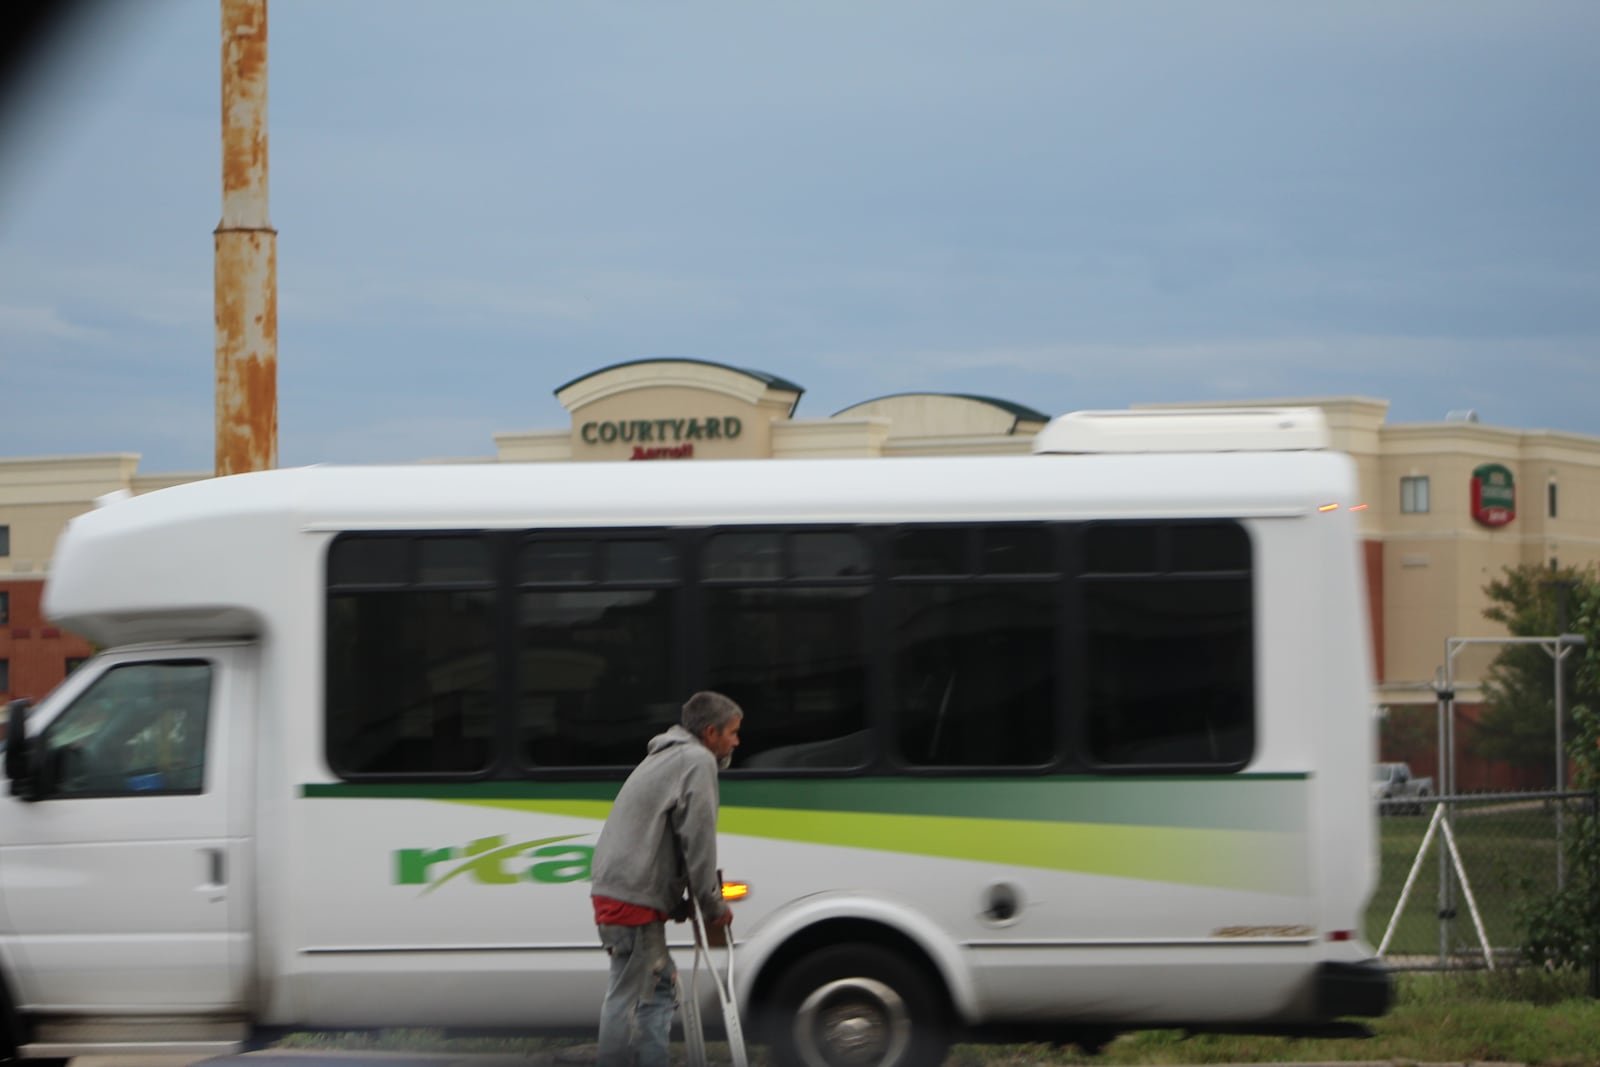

{"left": 832, "top": 392, "right": 1052, "bottom": 425}
{"left": 554, "top": 358, "right": 805, "bottom": 397}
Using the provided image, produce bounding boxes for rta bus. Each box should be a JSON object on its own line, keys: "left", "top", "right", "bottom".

{"left": 0, "top": 408, "right": 1390, "bottom": 1067}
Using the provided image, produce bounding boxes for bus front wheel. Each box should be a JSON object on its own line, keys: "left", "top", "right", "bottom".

{"left": 765, "top": 943, "right": 949, "bottom": 1067}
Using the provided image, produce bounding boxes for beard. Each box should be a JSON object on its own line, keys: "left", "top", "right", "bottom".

{"left": 717, "top": 752, "right": 733, "bottom": 771}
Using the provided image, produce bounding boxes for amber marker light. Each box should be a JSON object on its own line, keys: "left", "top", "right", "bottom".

{"left": 1349, "top": 504, "right": 1370, "bottom": 511}
{"left": 1317, "top": 503, "right": 1339, "bottom": 512}
{"left": 721, "top": 881, "right": 751, "bottom": 902}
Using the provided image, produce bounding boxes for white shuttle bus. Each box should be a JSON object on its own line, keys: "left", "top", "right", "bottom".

{"left": 0, "top": 409, "right": 1390, "bottom": 1067}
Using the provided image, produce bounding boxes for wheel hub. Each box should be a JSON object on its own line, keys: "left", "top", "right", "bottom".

{"left": 794, "top": 977, "right": 912, "bottom": 1067}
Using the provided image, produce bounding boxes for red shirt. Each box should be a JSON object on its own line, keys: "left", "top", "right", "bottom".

{"left": 592, "top": 895, "right": 668, "bottom": 926}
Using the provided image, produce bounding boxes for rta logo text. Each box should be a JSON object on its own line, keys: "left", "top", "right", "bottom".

{"left": 394, "top": 834, "right": 595, "bottom": 893}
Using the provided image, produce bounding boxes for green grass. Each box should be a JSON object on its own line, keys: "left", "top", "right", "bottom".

{"left": 274, "top": 973, "right": 1600, "bottom": 1065}
{"left": 1365, "top": 799, "right": 1566, "bottom": 957}
{"left": 1063, "top": 971, "right": 1600, "bottom": 1065}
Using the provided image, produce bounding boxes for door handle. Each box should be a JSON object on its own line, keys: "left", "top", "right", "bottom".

{"left": 201, "top": 847, "right": 227, "bottom": 901}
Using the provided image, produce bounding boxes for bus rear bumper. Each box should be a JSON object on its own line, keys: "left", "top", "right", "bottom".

{"left": 1315, "top": 959, "right": 1393, "bottom": 1018}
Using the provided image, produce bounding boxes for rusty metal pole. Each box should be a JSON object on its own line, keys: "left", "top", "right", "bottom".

{"left": 214, "top": 0, "right": 277, "bottom": 475}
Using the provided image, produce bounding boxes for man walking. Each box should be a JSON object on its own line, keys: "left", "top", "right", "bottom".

{"left": 591, "top": 691, "right": 743, "bottom": 1067}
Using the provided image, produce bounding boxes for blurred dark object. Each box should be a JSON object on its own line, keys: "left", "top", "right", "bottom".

{"left": 0, "top": 0, "right": 104, "bottom": 130}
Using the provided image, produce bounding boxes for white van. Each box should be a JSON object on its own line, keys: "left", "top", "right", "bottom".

{"left": 0, "top": 409, "right": 1390, "bottom": 1067}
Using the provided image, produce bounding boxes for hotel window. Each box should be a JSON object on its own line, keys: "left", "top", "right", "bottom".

{"left": 0, "top": 525, "right": 8, "bottom": 556}
{"left": 1548, "top": 482, "right": 1559, "bottom": 519}
{"left": 0, "top": 591, "right": 7, "bottom": 625}
{"left": 1400, "top": 476, "right": 1430, "bottom": 514}
{"left": 0, "top": 659, "right": 8, "bottom": 694}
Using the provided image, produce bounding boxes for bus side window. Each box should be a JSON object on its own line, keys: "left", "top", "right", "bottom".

{"left": 704, "top": 530, "right": 872, "bottom": 771}
{"left": 891, "top": 581, "right": 1055, "bottom": 768}
{"left": 889, "top": 524, "right": 1059, "bottom": 770}
{"left": 1080, "top": 521, "right": 1254, "bottom": 770}
{"left": 516, "top": 536, "right": 680, "bottom": 768}
{"left": 326, "top": 535, "right": 497, "bottom": 777}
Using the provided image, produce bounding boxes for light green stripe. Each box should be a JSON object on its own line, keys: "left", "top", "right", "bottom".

{"left": 721, "top": 806, "right": 1301, "bottom": 894}
{"left": 439, "top": 797, "right": 1304, "bottom": 894}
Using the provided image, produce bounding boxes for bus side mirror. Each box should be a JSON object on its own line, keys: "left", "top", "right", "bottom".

{"left": 5, "top": 699, "right": 36, "bottom": 799}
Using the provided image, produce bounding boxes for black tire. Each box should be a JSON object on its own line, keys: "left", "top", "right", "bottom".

{"left": 0, "top": 965, "right": 24, "bottom": 1063}
{"left": 764, "top": 943, "right": 950, "bottom": 1067}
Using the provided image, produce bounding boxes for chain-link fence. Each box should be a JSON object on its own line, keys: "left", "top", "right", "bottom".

{"left": 1368, "top": 789, "right": 1595, "bottom": 970}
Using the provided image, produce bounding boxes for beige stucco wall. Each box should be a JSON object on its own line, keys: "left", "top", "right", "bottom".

{"left": 883, "top": 434, "right": 1036, "bottom": 457}
{"left": 1517, "top": 434, "right": 1600, "bottom": 566}
{"left": 0, "top": 455, "right": 143, "bottom": 576}
{"left": 1, "top": 503, "right": 89, "bottom": 576}
{"left": 493, "top": 430, "right": 573, "bottom": 463}
{"left": 1374, "top": 423, "right": 1600, "bottom": 700}
{"left": 770, "top": 417, "right": 892, "bottom": 459}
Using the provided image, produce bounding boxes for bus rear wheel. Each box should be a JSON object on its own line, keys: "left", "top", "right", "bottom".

{"left": 765, "top": 944, "right": 949, "bottom": 1067}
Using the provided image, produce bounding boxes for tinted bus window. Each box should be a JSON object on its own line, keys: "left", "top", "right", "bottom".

{"left": 704, "top": 530, "right": 871, "bottom": 770}
{"left": 327, "top": 535, "right": 497, "bottom": 777}
{"left": 517, "top": 537, "right": 680, "bottom": 767}
{"left": 1080, "top": 522, "right": 1254, "bottom": 769}
{"left": 892, "top": 581, "right": 1056, "bottom": 767}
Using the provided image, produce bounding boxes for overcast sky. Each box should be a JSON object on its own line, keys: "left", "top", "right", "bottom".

{"left": 1, "top": 1, "right": 1597, "bottom": 472}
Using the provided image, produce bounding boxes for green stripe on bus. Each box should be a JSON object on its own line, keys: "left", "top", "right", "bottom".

{"left": 422, "top": 797, "right": 1306, "bottom": 894}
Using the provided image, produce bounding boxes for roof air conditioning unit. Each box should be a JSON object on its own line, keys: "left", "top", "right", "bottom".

{"left": 1032, "top": 408, "right": 1330, "bottom": 454}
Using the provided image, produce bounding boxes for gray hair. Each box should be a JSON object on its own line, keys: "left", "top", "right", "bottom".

{"left": 682, "top": 691, "right": 743, "bottom": 736}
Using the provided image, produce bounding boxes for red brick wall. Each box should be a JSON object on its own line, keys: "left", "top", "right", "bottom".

{"left": 1385, "top": 701, "right": 1559, "bottom": 793}
{"left": 1363, "top": 539, "right": 1384, "bottom": 682}
{"left": 0, "top": 579, "right": 94, "bottom": 704}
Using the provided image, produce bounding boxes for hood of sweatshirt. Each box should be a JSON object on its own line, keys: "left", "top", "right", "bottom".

{"left": 646, "top": 723, "right": 698, "bottom": 755}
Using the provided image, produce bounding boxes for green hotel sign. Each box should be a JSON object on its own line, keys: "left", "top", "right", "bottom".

{"left": 1471, "top": 463, "right": 1515, "bottom": 527}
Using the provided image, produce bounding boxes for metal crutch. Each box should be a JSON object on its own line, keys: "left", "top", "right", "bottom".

{"left": 679, "top": 891, "right": 747, "bottom": 1067}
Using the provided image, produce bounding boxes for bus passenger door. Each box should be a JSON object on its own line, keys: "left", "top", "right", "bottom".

{"left": 0, "top": 646, "right": 256, "bottom": 1013}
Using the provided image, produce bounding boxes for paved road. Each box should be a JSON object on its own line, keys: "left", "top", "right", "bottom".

{"left": 68, "top": 1054, "right": 1531, "bottom": 1067}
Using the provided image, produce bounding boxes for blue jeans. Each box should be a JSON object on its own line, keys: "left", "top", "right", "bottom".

{"left": 597, "top": 922, "right": 678, "bottom": 1067}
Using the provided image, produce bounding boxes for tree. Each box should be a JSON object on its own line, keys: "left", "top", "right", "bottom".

{"left": 1476, "top": 564, "right": 1600, "bottom": 780}
{"left": 1517, "top": 578, "right": 1600, "bottom": 975}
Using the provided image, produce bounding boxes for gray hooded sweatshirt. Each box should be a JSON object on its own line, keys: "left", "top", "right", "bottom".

{"left": 590, "top": 724, "right": 726, "bottom": 921}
